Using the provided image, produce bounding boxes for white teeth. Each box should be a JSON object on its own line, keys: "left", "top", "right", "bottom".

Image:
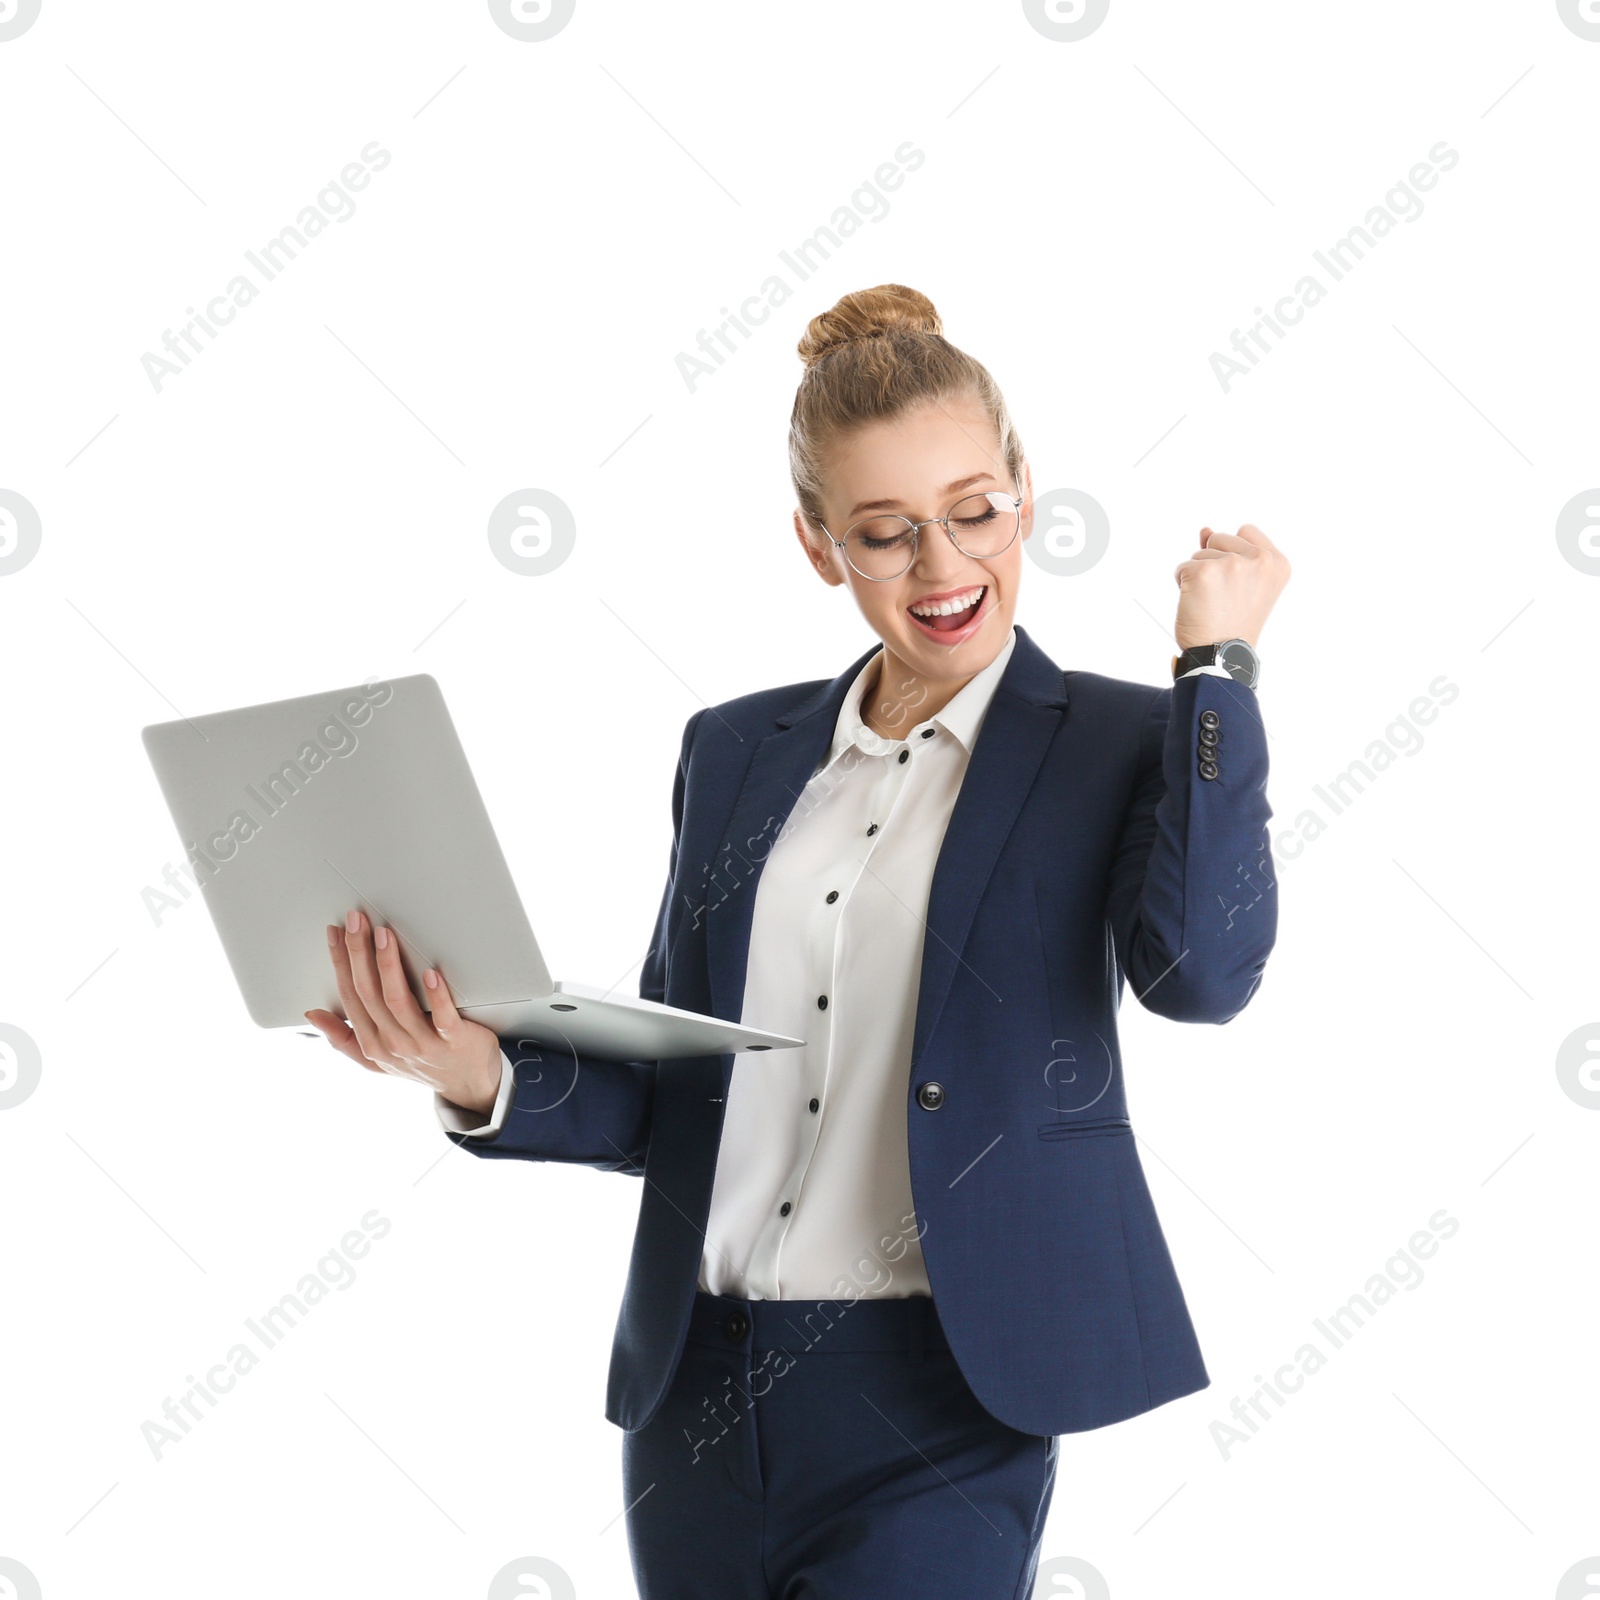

{"left": 910, "top": 586, "right": 984, "bottom": 618}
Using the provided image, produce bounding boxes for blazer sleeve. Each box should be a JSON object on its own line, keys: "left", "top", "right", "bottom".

{"left": 440, "top": 706, "right": 707, "bottom": 1174}
{"left": 1105, "top": 673, "right": 1276, "bottom": 1024}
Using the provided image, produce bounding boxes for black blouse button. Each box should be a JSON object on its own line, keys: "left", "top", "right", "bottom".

{"left": 817, "top": 994, "right": 828, "bottom": 1010}
{"left": 826, "top": 890, "right": 839, "bottom": 904}
{"left": 866, "top": 823, "right": 879, "bottom": 837}
{"left": 920, "top": 727, "right": 936, "bottom": 739}
{"left": 779, "top": 1201, "right": 792, "bottom": 1216}
{"left": 809, "top": 1097, "right": 819, "bottom": 1113}
{"left": 897, "top": 749, "right": 909, "bottom": 764}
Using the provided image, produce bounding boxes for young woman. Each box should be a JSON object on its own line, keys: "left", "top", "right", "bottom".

{"left": 306, "top": 283, "right": 1290, "bottom": 1599}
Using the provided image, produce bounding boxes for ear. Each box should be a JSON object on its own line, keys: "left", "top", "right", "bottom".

{"left": 1017, "top": 459, "right": 1035, "bottom": 542}
{"left": 794, "top": 508, "right": 846, "bottom": 587}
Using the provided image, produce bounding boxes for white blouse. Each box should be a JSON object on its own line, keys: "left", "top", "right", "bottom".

{"left": 694, "top": 626, "right": 1019, "bottom": 1300}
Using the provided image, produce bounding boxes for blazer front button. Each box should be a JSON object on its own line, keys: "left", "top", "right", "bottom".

{"left": 725, "top": 1311, "right": 749, "bottom": 1339}
{"left": 917, "top": 1081, "right": 945, "bottom": 1111}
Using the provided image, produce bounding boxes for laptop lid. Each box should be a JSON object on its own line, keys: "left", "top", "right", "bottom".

{"left": 142, "top": 674, "right": 552, "bottom": 1027}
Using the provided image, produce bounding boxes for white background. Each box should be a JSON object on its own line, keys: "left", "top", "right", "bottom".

{"left": 1, "top": 2, "right": 1596, "bottom": 1597}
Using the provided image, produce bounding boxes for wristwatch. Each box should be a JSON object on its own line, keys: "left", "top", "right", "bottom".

{"left": 1172, "top": 638, "right": 1261, "bottom": 688}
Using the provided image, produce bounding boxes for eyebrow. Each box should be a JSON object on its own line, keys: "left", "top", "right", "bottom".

{"left": 845, "top": 472, "right": 997, "bottom": 520}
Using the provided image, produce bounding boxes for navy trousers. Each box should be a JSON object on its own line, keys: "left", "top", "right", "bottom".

{"left": 622, "top": 1290, "right": 1058, "bottom": 1599}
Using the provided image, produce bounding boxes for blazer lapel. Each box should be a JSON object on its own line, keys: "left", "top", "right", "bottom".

{"left": 703, "top": 625, "right": 1071, "bottom": 1075}
{"left": 704, "top": 639, "right": 878, "bottom": 1032}
{"left": 909, "top": 628, "right": 1070, "bottom": 1068}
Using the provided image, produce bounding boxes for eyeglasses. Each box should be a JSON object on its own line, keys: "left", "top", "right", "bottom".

{"left": 812, "top": 472, "right": 1024, "bottom": 581}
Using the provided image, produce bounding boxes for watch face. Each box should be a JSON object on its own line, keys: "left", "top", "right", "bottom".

{"left": 1218, "top": 639, "right": 1260, "bottom": 687}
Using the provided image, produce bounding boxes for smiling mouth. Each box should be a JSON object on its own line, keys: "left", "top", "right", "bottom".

{"left": 907, "top": 584, "right": 986, "bottom": 633}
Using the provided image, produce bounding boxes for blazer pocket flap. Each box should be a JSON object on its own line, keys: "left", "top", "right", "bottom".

{"left": 1037, "top": 1116, "right": 1132, "bottom": 1141}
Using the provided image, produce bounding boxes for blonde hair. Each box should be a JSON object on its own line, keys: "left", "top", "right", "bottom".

{"left": 789, "top": 283, "right": 1025, "bottom": 537}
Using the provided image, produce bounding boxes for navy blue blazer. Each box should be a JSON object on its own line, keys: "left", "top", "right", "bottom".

{"left": 452, "top": 623, "right": 1277, "bottom": 1437}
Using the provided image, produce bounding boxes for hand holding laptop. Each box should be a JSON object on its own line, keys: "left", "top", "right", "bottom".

{"left": 303, "top": 908, "right": 501, "bottom": 1119}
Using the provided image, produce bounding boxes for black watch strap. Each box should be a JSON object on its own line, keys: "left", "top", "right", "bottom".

{"left": 1174, "top": 644, "right": 1222, "bottom": 676}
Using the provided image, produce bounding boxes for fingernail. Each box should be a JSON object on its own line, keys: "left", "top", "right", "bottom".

{"left": 424, "top": 968, "right": 438, "bottom": 990}
{"left": 327, "top": 925, "right": 339, "bottom": 947}
{"left": 375, "top": 925, "right": 389, "bottom": 950}
{"left": 346, "top": 910, "right": 360, "bottom": 933}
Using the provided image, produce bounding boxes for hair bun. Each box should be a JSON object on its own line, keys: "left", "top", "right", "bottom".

{"left": 796, "top": 284, "right": 943, "bottom": 368}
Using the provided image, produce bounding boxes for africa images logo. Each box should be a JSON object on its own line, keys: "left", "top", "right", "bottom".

{"left": 0, "top": 0, "right": 42, "bottom": 42}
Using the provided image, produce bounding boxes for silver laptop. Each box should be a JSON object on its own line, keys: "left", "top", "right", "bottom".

{"left": 141, "top": 674, "right": 804, "bottom": 1060}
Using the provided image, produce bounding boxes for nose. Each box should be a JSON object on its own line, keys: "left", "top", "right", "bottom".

{"left": 910, "top": 522, "right": 971, "bottom": 583}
